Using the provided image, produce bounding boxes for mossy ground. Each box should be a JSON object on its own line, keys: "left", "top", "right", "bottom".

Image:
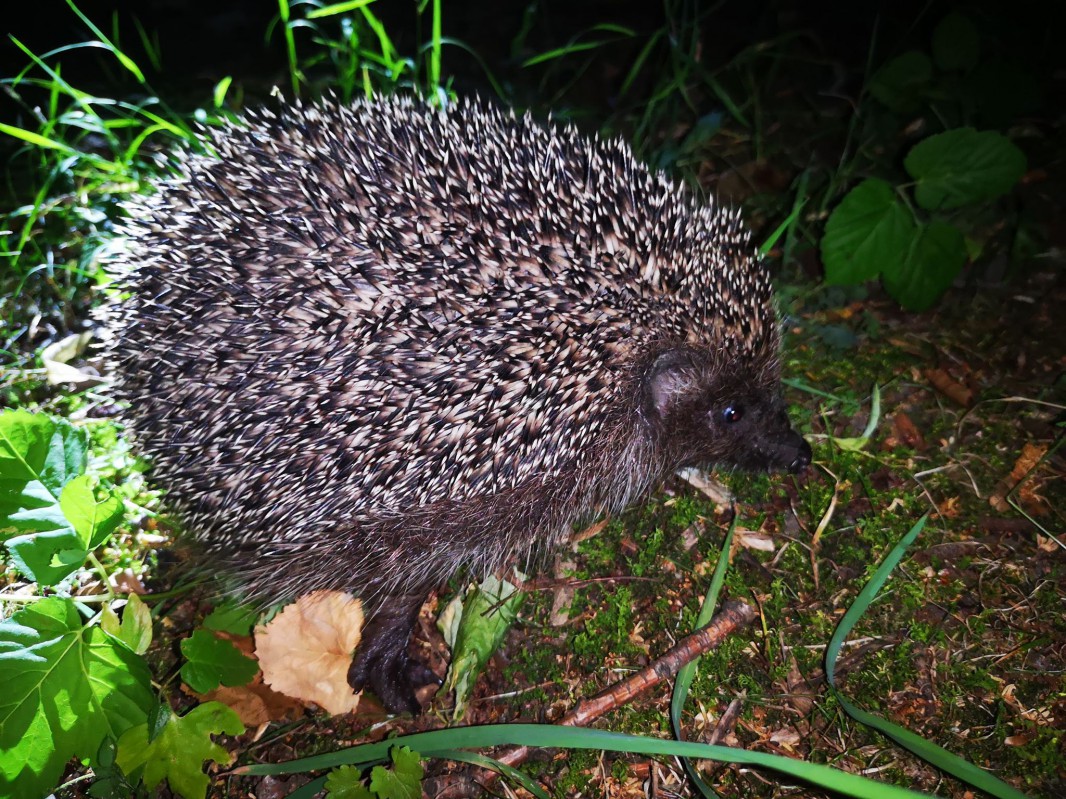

{"left": 454, "top": 278, "right": 1063, "bottom": 798}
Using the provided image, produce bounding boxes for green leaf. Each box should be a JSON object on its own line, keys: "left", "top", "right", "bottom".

{"left": 0, "top": 597, "right": 155, "bottom": 799}
{"left": 0, "top": 410, "right": 87, "bottom": 535}
{"left": 101, "top": 594, "right": 154, "bottom": 655}
{"left": 86, "top": 737, "right": 137, "bottom": 799}
{"left": 61, "top": 474, "right": 124, "bottom": 550}
{"left": 904, "top": 128, "right": 1027, "bottom": 211}
{"left": 0, "top": 411, "right": 91, "bottom": 585}
{"left": 821, "top": 179, "right": 914, "bottom": 285}
{"left": 10, "top": 473, "right": 123, "bottom": 586}
{"left": 437, "top": 576, "right": 523, "bottom": 720}
{"left": 883, "top": 221, "right": 968, "bottom": 311}
{"left": 325, "top": 764, "right": 374, "bottom": 799}
{"left": 831, "top": 385, "right": 882, "bottom": 451}
{"left": 203, "top": 601, "right": 260, "bottom": 637}
{"left": 368, "top": 747, "right": 423, "bottom": 799}
{"left": 116, "top": 702, "right": 243, "bottom": 799}
{"left": 868, "top": 51, "right": 932, "bottom": 113}
{"left": 179, "top": 630, "right": 259, "bottom": 693}
{"left": 931, "top": 12, "right": 980, "bottom": 72}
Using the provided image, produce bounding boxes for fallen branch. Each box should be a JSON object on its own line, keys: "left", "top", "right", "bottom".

{"left": 467, "top": 599, "right": 757, "bottom": 790}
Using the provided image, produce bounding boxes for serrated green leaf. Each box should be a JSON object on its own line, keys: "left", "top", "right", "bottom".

{"left": 5, "top": 527, "right": 85, "bottom": 585}
{"left": 116, "top": 702, "right": 243, "bottom": 799}
{"left": 9, "top": 474, "right": 124, "bottom": 587}
{"left": 325, "top": 764, "right": 374, "bottom": 799}
{"left": 904, "top": 128, "right": 1026, "bottom": 211}
{"left": 0, "top": 411, "right": 87, "bottom": 529}
{"left": 931, "top": 12, "right": 980, "bottom": 72}
{"left": 868, "top": 51, "right": 932, "bottom": 113}
{"left": 0, "top": 411, "right": 89, "bottom": 585}
{"left": 882, "top": 220, "right": 968, "bottom": 311}
{"left": 60, "top": 474, "right": 124, "bottom": 550}
{"left": 179, "top": 629, "right": 259, "bottom": 693}
{"left": 0, "top": 597, "right": 154, "bottom": 799}
{"left": 821, "top": 179, "right": 914, "bottom": 285}
{"left": 203, "top": 601, "right": 259, "bottom": 637}
{"left": 101, "top": 594, "right": 153, "bottom": 655}
{"left": 368, "top": 746, "right": 423, "bottom": 799}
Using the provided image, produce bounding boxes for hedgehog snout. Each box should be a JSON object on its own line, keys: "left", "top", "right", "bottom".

{"left": 784, "top": 433, "right": 813, "bottom": 473}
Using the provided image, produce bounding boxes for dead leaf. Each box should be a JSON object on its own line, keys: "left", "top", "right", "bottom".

{"left": 892, "top": 411, "right": 927, "bottom": 451}
{"left": 990, "top": 442, "right": 1049, "bottom": 514}
{"left": 735, "top": 528, "right": 776, "bottom": 552}
{"left": 192, "top": 680, "right": 305, "bottom": 727}
{"left": 255, "top": 590, "right": 364, "bottom": 716}
{"left": 677, "top": 467, "right": 732, "bottom": 505}
{"left": 925, "top": 368, "right": 973, "bottom": 407}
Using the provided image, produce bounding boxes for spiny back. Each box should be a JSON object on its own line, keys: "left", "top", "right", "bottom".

{"left": 111, "top": 95, "right": 776, "bottom": 552}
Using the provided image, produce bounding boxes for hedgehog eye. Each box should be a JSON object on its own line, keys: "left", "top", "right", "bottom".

{"left": 721, "top": 404, "right": 744, "bottom": 424}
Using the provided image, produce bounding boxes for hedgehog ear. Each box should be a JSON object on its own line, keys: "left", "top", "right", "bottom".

{"left": 645, "top": 349, "right": 699, "bottom": 420}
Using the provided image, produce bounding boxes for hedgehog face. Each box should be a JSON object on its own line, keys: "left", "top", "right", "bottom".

{"left": 644, "top": 348, "right": 811, "bottom": 474}
{"left": 698, "top": 389, "right": 811, "bottom": 473}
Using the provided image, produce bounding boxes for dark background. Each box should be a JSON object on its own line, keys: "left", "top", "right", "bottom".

{"left": 4, "top": 0, "right": 1063, "bottom": 124}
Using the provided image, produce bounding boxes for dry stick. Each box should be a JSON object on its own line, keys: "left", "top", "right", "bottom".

{"left": 477, "top": 599, "right": 757, "bottom": 786}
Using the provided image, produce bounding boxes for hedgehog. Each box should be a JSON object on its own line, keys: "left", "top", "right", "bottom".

{"left": 109, "top": 95, "right": 811, "bottom": 713}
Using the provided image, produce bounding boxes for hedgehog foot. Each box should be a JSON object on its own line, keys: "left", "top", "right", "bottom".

{"left": 348, "top": 593, "right": 437, "bottom": 714}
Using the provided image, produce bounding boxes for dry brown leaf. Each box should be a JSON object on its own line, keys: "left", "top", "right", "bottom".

{"left": 255, "top": 590, "right": 365, "bottom": 716}
{"left": 193, "top": 681, "right": 305, "bottom": 727}
{"left": 892, "top": 411, "right": 927, "bottom": 451}
{"left": 990, "top": 442, "right": 1049, "bottom": 514}
{"left": 925, "top": 368, "right": 973, "bottom": 407}
{"left": 677, "top": 467, "right": 732, "bottom": 505}
{"left": 735, "top": 527, "right": 776, "bottom": 552}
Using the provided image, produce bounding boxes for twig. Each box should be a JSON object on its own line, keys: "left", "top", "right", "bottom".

{"left": 475, "top": 600, "right": 757, "bottom": 785}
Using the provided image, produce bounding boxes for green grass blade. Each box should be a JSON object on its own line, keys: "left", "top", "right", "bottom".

{"left": 670, "top": 516, "right": 737, "bottom": 797}
{"left": 0, "top": 122, "right": 75, "bottom": 152}
{"left": 434, "top": 38, "right": 506, "bottom": 99}
{"left": 826, "top": 515, "right": 1034, "bottom": 799}
{"left": 239, "top": 724, "right": 938, "bottom": 798}
{"left": 430, "top": 749, "right": 550, "bottom": 798}
{"left": 213, "top": 77, "right": 233, "bottom": 109}
{"left": 522, "top": 41, "right": 612, "bottom": 68}
{"left": 428, "top": 0, "right": 442, "bottom": 90}
{"left": 276, "top": 0, "right": 300, "bottom": 97}
{"left": 282, "top": 774, "right": 326, "bottom": 799}
{"left": 837, "top": 693, "right": 1032, "bottom": 799}
{"left": 64, "top": 0, "right": 145, "bottom": 83}
{"left": 825, "top": 515, "right": 927, "bottom": 682}
{"left": 306, "top": 0, "right": 377, "bottom": 18}
{"left": 619, "top": 30, "right": 664, "bottom": 97}
{"left": 758, "top": 200, "right": 805, "bottom": 256}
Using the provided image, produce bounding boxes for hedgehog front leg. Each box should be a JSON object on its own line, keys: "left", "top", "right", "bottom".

{"left": 347, "top": 591, "right": 438, "bottom": 714}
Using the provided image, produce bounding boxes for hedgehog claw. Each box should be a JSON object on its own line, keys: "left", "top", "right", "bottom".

{"left": 348, "top": 593, "right": 432, "bottom": 714}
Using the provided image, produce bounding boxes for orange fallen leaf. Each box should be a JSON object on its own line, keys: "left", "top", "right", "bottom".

{"left": 255, "top": 590, "right": 365, "bottom": 716}
{"left": 925, "top": 368, "right": 973, "bottom": 407}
